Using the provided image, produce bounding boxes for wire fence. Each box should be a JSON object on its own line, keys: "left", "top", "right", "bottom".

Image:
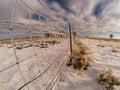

{"left": 0, "top": 0, "right": 70, "bottom": 90}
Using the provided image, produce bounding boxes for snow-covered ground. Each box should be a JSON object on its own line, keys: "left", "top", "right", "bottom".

{"left": 0, "top": 38, "right": 120, "bottom": 90}
{"left": 0, "top": 39, "right": 69, "bottom": 90}
{"left": 54, "top": 38, "right": 120, "bottom": 90}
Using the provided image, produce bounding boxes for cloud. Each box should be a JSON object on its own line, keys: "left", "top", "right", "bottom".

{"left": 0, "top": 0, "right": 120, "bottom": 39}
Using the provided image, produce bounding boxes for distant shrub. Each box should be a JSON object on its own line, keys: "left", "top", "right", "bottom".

{"left": 0, "top": 45, "right": 2, "bottom": 47}
{"left": 97, "top": 44, "right": 105, "bottom": 47}
{"left": 97, "top": 69, "right": 120, "bottom": 90}
{"left": 8, "top": 46, "right": 13, "bottom": 49}
{"left": 112, "top": 48, "right": 118, "bottom": 53}
{"left": 15, "top": 46, "right": 23, "bottom": 50}
{"left": 66, "top": 56, "right": 72, "bottom": 66}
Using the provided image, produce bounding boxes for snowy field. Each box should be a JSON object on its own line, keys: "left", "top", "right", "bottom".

{"left": 0, "top": 39, "right": 69, "bottom": 90}
{"left": 54, "top": 38, "right": 120, "bottom": 90}
{"left": 0, "top": 38, "right": 120, "bottom": 90}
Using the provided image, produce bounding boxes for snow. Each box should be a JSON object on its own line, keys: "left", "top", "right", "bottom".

{"left": 0, "top": 40, "right": 69, "bottom": 90}
{"left": 0, "top": 38, "right": 120, "bottom": 90}
{"left": 54, "top": 38, "right": 120, "bottom": 90}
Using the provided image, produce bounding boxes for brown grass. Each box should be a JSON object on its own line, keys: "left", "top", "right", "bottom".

{"left": 0, "top": 45, "right": 2, "bottom": 47}
{"left": 66, "top": 39, "right": 92, "bottom": 72}
{"left": 112, "top": 47, "right": 118, "bottom": 53}
{"left": 97, "top": 44, "right": 105, "bottom": 47}
{"left": 97, "top": 69, "right": 120, "bottom": 90}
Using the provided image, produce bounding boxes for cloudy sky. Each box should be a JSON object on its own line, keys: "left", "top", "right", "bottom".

{"left": 0, "top": 0, "right": 120, "bottom": 39}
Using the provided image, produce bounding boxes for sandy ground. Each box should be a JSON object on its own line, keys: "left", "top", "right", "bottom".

{"left": 54, "top": 38, "right": 120, "bottom": 90}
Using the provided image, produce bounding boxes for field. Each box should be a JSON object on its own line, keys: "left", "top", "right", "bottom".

{"left": 1, "top": 0, "right": 120, "bottom": 90}
{"left": 0, "top": 37, "right": 69, "bottom": 90}
{"left": 0, "top": 37, "right": 120, "bottom": 90}
{"left": 54, "top": 38, "right": 120, "bottom": 90}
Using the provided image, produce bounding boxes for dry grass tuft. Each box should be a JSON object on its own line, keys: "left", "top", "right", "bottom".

{"left": 97, "top": 44, "right": 105, "bottom": 47}
{"left": 66, "top": 55, "right": 72, "bottom": 66}
{"left": 0, "top": 45, "right": 2, "bottom": 47}
{"left": 112, "top": 47, "right": 118, "bottom": 53}
{"left": 97, "top": 69, "right": 120, "bottom": 90}
{"left": 66, "top": 39, "right": 92, "bottom": 72}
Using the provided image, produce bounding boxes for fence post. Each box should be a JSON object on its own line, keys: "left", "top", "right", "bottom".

{"left": 73, "top": 31, "right": 76, "bottom": 43}
{"left": 68, "top": 23, "right": 73, "bottom": 57}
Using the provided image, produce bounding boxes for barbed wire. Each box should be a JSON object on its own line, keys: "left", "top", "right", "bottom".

{"left": 0, "top": 0, "right": 69, "bottom": 89}
{"left": 18, "top": 50, "right": 68, "bottom": 90}
{"left": 9, "top": 0, "right": 30, "bottom": 89}
{"left": 0, "top": 21, "right": 69, "bottom": 36}
{"left": 45, "top": 51, "right": 68, "bottom": 90}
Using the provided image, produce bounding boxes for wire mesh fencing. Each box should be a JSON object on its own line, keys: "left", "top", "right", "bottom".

{"left": 0, "top": 0, "right": 70, "bottom": 90}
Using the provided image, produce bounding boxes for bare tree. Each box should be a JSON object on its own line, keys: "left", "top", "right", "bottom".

{"left": 109, "top": 34, "right": 114, "bottom": 39}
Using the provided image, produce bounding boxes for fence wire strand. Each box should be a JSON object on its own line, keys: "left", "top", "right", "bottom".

{"left": 0, "top": 0, "right": 69, "bottom": 90}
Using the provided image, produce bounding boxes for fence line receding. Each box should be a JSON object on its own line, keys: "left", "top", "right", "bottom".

{"left": 0, "top": 0, "right": 70, "bottom": 90}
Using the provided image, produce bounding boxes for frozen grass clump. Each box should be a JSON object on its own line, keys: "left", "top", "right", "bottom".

{"left": 97, "top": 44, "right": 105, "bottom": 47}
{"left": 66, "top": 39, "right": 92, "bottom": 71}
{"left": 112, "top": 47, "right": 118, "bottom": 53}
{"left": 97, "top": 69, "right": 120, "bottom": 90}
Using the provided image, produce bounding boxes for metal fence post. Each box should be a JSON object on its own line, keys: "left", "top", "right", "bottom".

{"left": 68, "top": 23, "right": 73, "bottom": 56}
